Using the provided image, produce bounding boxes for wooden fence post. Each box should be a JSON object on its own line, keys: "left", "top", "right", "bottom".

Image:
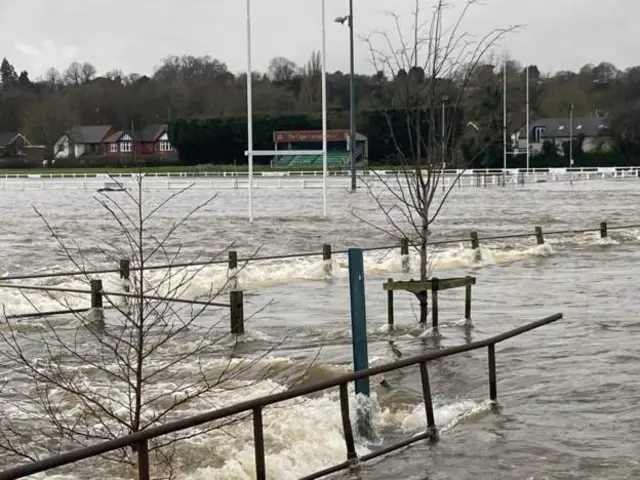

{"left": 470, "top": 231, "right": 479, "bottom": 250}
{"left": 228, "top": 251, "right": 238, "bottom": 290}
{"left": 119, "top": 259, "right": 130, "bottom": 280}
{"left": 90, "top": 279, "right": 103, "bottom": 309}
{"left": 465, "top": 276, "right": 472, "bottom": 322}
{"left": 535, "top": 226, "right": 544, "bottom": 245}
{"left": 228, "top": 251, "right": 238, "bottom": 270}
{"left": 119, "top": 259, "right": 130, "bottom": 294}
{"left": 400, "top": 238, "right": 409, "bottom": 273}
{"left": 323, "top": 244, "right": 332, "bottom": 275}
{"left": 230, "top": 290, "right": 244, "bottom": 335}
{"left": 387, "top": 278, "right": 394, "bottom": 330}
{"left": 431, "top": 277, "right": 439, "bottom": 330}
{"left": 600, "top": 221, "right": 608, "bottom": 238}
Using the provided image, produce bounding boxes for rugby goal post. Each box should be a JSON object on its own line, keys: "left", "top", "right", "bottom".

{"left": 245, "top": 0, "right": 329, "bottom": 221}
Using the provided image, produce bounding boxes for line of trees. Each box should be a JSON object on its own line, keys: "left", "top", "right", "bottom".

{"left": 2, "top": 54, "right": 640, "bottom": 166}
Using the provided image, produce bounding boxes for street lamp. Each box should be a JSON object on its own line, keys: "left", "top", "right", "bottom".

{"left": 334, "top": 0, "right": 357, "bottom": 192}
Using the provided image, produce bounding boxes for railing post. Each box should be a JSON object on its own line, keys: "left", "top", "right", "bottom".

{"left": 430, "top": 278, "right": 439, "bottom": 330}
{"left": 400, "top": 238, "right": 410, "bottom": 273}
{"left": 228, "top": 251, "right": 238, "bottom": 290}
{"left": 534, "top": 226, "right": 544, "bottom": 245}
{"left": 464, "top": 276, "right": 472, "bottom": 321}
{"left": 470, "top": 231, "right": 479, "bottom": 250}
{"left": 90, "top": 279, "right": 103, "bottom": 309}
{"left": 230, "top": 291, "right": 244, "bottom": 335}
{"left": 253, "top": 407, "right": 266, "bottom": 480}
{"left": 387, "top": 278, "right": 394, "bottom": 330}
{"left": 228, "top": 250, "right": 238, "bottom": 270}
{"left": 322, "top": 243, "right": 332, "bottom": 276}
{"left": 418, "top": 361, "right": 438, "bottom": 440}
{"left": 137, "top": 439, "right": 150, "bottom": 480}
{"left": 339, "top": 383, "right": 358, "bottom": 463}
{"left": 488, "top": 343, "right": 497, "bottom": 402}
{"left": 600, "top": 221, "right": 608, "bottom": 238}
{"left": 119, "top": 259, "right": 130, "bottom": 281}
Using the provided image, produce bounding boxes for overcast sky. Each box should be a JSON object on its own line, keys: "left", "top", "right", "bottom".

{"left": 0, "top": 0, "right": 633, "bottom": 79}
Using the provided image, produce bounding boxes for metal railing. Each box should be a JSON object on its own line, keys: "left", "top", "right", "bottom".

{"left": 0, "top": 313, "right": 563, "bottom": 480}
{"left": 1, "top": 165, "right": 639, "bottom": 179}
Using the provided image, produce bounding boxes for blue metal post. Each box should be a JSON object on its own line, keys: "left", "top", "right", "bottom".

{"left": 348, "top": 248, "right": 369, "bottom": 395}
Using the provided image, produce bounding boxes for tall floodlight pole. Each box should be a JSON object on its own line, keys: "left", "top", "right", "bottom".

{"left": 569, "top": 103, "right": 574, "bottom": 186}
{"left": 526, "top": 65, "right": 530, "bottom": 173}
{"left": 335, "top": 2, "right": 357, "bottom": 192}
{"left": 321, "top": 0, "right": 328, "bottom": 216}
{"left": 441, "top": 96, "right": 447, "bottom": 191}
{"left": 246, "top": 0, "right": 254, "bottom": 221}
{"left": 502, "top": 56, "right": 507, "bottom": 187}
{"left": 348, "top": 0, "right": 356, "bottom": 192}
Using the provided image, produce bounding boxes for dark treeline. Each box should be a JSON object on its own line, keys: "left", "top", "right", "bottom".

{"left": 2, "top": 54, "right": 640, "bottom": 166}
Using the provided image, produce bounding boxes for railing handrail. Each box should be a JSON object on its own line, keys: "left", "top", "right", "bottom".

{"left": 0, "top": 313, "right": 562, "bottom": 480}
{"left": 0, "top": 220, "right": 637, "bottom": 283}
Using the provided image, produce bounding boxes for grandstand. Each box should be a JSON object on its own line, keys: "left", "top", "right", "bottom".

{"left": 271, "top": 130, "right": 368, "bottom": 168}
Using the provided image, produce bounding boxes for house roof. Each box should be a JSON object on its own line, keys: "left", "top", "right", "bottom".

{"left": 0, "top": 132, "right": 27, "bottom": 147}
{"left": 67, "top": 125, "right": 113, "bottom": 144}
{"left": 104, "top": 131, "right": 125, "bottom": 143}
{"left": 138, "top": 124, "right": 167, "bottom": 143}
{"left": 530, "top": 116, "right": 610, "bottom": 138}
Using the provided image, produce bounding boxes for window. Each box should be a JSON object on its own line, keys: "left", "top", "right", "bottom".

{"left": 120, "top": 141, "right": 132, "bottom": 153}
{"left": 159, "top": 140, "right": 172, "bottom": 152}
{"left": 110, "top": 143, "right": 118, "bottom": 153}
{"left": 534, "top": 126, "right": 545, "bottom": 143}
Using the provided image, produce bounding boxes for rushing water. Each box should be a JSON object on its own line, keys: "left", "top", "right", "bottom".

{"left": 1, "top": 178, "right": 640, "bottom": 479}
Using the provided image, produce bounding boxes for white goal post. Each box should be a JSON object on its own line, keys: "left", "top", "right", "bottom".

{"left": 245, "top": 0, "right": 329, "bottom": 221}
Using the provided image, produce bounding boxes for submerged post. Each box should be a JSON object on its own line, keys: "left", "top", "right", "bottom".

{"left": 465, "top": 276, "right": 472, "bottom": 321}
{"left": 600, "top": 221, "right": 608, "bottom": 238}
{"left": 431, "top": 277, "right": 439, "bottom": 330}
{"left": 535, "top": 226, "right": 544, "bottom": 245}
{"left": 470, "top": 231, "right": 479, "bottom": 250}
{"left": 387, "top": 278, "right": 394, "bottom": 330}
{"left": 119, "top": 259, "right": 130, "bottom": 281}
{"left": 230, "top": 290, "right": 244, "bottom": 335}
{"left": 90, "top": 279, "right": 103, "bottom": 309}
{"left": 323, "top": 244, "right": 332, "bottom": 276}
{"left": 228, "top": 251, "right": 238, "bottom": 290}
{"left": 348, "top": 248, "right": 372, "bottom": 438}
{"left": 90, "top": 278, "right": 104, "bottom": 322}
{"left": 228, "top": 251, "right": 238, "bottom": 270}
{"left": 400, "top": 238, "right": 410, "bottom": 273}
{"left": 119, "top": 258, "right": 131, "bottom": 295}
{"left": 418, "top": 361, "right": 438, "bottom": 440}
{"left": 488, "top": 343, "right": 497, "bottom": 402}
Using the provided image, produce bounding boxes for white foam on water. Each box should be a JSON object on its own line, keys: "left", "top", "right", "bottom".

{"left": 0, "top": 238, "right": 561, "bottom": 317}
{"left": 401, "top": 398, "right": 494, "bottom": 434}
{"left": 2, "top": 352, "right": 487, "bottom": 480}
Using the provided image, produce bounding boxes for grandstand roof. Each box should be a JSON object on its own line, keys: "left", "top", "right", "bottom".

{"left": 273, "top": 130, "right": 367, "bottom": 143}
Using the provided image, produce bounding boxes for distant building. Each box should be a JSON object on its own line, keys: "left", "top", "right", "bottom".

{"left": 0, "top": 132, "right": 31, "bottom": 156}
{"left": 135, "top": 124, "right": 173, "bottom": 155}
{"left": 55, "top": 124, "right": 174, "bottom": 160}
{"left": 53, "top": 125, "right": 114, "bottom": 159}
{"left": 516, "top": 116, "right": 613, "bottom": 155}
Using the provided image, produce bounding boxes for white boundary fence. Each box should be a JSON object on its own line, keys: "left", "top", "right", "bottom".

{"left": 0, "top": 167, "right": 637, "bottom": 192}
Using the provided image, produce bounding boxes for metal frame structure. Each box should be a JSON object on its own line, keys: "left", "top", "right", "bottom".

{"left": 245, "top": 0, "right": 329, "bottom": 221}
{"left": 0, "top": 314, "right": 563, "bottom": 480}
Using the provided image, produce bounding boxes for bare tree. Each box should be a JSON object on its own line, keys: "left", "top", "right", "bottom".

{"left": 0, "top": 176, "right": 316, "bottom": 478}
{"left": 356, "top": 0, "right": 518, "bottom": 325}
